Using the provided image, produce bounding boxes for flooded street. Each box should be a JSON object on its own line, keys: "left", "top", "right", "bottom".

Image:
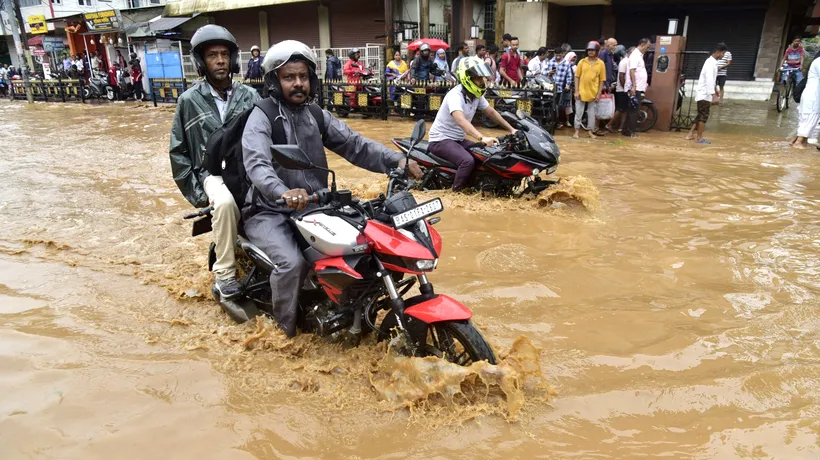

{"left": 1, "top": 99, "right": 819, "bottom": 459}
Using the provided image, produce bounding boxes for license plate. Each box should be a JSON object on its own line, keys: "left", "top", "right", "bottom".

{"left": 391, "top": 198, "right": 443, "bottom": 229}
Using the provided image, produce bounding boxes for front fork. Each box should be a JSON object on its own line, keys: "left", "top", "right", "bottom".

{"left": 379, "top": 265, "right": 434, "bottom": 353}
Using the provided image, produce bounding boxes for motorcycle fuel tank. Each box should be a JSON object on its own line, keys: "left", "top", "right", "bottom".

{"left": 295, "top": 212, "right": 361, "bottom": 257}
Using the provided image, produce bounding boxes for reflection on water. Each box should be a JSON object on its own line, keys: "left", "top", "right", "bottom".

{"left": 1, "top": 100, "right": 819, "bottom": 458}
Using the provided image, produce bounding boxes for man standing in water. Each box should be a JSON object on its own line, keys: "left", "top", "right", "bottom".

{"left": 168, "top": 25, "right": 260, "bottom": 301}
{"left": 685, "top": 43, "right": 727, "bottom": 144}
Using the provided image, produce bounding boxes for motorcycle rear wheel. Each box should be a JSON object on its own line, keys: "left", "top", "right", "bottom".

{"left": 635, "top": 102, "right": 658, "bottom": 132}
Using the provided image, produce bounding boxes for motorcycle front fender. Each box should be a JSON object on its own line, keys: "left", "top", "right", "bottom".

{"left": 641, "top": 98, "right": 654, "bottom": 105}
{"left": 405, "top": 294, "right": 472, "bottom": 324}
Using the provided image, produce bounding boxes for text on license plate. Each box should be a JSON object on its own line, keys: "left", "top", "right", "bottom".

{"left": 391, "top": 198, "right": 443, "bottom": 228}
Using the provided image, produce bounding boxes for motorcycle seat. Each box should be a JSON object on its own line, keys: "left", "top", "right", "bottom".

{"left": 411, "top": 140, "right": 457, "bottom": 169}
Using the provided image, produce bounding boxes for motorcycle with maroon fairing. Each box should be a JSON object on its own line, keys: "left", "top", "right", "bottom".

{"left": 184, "top": 120, "right": 496, "bottom": 366}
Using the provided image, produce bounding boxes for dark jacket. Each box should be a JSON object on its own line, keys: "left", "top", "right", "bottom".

{"left": 411, "top": 56, "right": 433, "bottom": 81}
{"left": 599, "top": 48, "right": 615, "bottom": 87}
{"left": 325, "top": 55, "right": 342, "bottom": 80}
{"left": 169, "top": 81, "right": 260, "bottom": 207}
{"left": 246, "top": 56, "right": 263, "bottom": 79}
{"left": 241, "top": 101, "right": 403, "bottom": 212}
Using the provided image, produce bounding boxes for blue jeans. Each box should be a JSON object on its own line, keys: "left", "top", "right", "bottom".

{"left": 782, "top": 69, "right": 803, "bottom": 84}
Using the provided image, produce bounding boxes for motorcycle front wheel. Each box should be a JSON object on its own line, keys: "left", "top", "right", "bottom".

{"left": 423, "top": 321, "right": 497, "bottom": 365}
{"left": 380, "top": 311, "right": 496, "bottom": 365}
{"left": 106, "top": 87, "right": 115, "bottom": 101}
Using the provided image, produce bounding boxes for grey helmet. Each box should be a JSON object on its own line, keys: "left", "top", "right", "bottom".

{"left": 348, "top": 47, "right": 360, "bottom": 60}
{"left": 262, "top": 40, "right": 319, "bottom": 101}
{"left": 419, "top": 43, "right": 431, "bottom": 52}
{"left": 190, "top": 25, "right": 240, "bottom": 77}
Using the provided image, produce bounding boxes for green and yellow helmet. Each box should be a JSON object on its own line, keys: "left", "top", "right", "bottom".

{"left": 457, "top": 56, "right": 493, "bottom": 98}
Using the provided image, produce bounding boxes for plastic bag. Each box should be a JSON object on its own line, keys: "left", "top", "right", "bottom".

{"left": 596, "top": 94, "right": 614, "bottom": 120}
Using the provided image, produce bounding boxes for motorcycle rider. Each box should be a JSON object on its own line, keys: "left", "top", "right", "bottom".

{"left": 343, "top": 48, "right": 364, "bottom": 84}
{"left": 427, "top": 56, "right": 516, "bottom": 191}
{"left": 410, "top": 43, "right": 434, "bottom": 82}
{"left": 245, "top": 45, "right": 263, "bottom": 80}
{"left": 168, "top": 25, "right": 260, "bottom": 301}
{"left": 240, "top": 40, "right": 422, "bottom": 337}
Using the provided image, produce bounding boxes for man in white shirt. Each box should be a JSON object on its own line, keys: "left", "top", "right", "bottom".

{"left": 526, "top": 47, "right": 548, "bottom": 80}
{"left": 685, "top": 43, "right": 728, "bottom": 144}
{"left": 622, "top": 38, "right": 651, "bottom": 137}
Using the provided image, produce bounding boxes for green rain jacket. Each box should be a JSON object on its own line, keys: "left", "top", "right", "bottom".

{"left": 169, "top": 80, "right": 260, "bottom": 207}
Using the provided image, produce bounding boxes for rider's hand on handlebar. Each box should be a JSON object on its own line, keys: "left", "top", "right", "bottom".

{"left": 398, "top": 158, "right": 423, "bottom": 180}
{"left": 481, "top": 136, "right": 498, "bottom": 147}
{"left": 280, "top": 188, "right": 310, "bottom": 211}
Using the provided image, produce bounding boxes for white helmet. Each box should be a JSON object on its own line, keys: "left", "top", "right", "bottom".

{"left": 262, "top": 40, "right": 319, "bottom": 100}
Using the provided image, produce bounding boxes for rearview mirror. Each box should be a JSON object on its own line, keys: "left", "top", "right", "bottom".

{"left": 270, "top": 145, "right": 313, "bottom": 170}
{"left": 411, "top": 119, "right": 426, "bottom": 143}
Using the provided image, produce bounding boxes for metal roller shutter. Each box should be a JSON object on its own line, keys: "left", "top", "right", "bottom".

{"left": 267, "top": 2, "right": 320, "bottom": 47}
{"left": 565, "top": 6, "right": 604, "bottom": 49}
{"left": 213, "top": 9, "right": 264, "bottom": 52}
{"left": 329, "top": 0, "right": 385, "bottom": 48}
{"left": 684, "top": 10, "right": 766, "bottom": 81}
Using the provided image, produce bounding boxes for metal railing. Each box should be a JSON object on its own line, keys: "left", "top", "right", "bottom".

{"left": 8, "top": 77, "right": 86, "bottom": 102}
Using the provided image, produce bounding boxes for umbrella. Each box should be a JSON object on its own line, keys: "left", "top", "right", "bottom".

{"left": 407, "top": 39, "right": 450, "bottom": 52}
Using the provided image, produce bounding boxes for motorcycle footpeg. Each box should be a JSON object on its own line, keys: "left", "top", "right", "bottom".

{"left": 211, "top": 285, "right": 261, "bottom": 324}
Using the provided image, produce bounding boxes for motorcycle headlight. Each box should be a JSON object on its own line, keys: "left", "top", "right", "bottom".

{"left": 547, "top": 165, "right": 558, "bottom": 174}
{"left": 544, "top": 83, "right": 554, "bottom": 91}
{"left": 416, "top": 259, "right": 436, "bottom": 271}
{"left": 532, "top": 168, "right": 540, "bottom": 176}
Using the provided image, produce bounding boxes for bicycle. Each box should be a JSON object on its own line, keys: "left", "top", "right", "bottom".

{"left": 777, "top": 67, "right": 799, "bottom": 113}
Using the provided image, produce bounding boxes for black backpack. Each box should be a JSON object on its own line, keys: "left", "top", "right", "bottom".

{"left": 204, "top": 98, "right": 326, "bottom": 209}
{"left": 793, "top": 78, "right": 807, "bottom": 103}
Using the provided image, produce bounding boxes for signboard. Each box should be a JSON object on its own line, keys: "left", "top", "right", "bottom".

{"left": 28, "top": 14, "right": 48, "bottom": 35}
{"left": 659, "top": 36, "right": 672, "bottom": 46}
{"left": 84, "top": 10, "right": 121, "bottom": 32}
{"left": 42, "top": 63, "right": 52, "bottom": 80}
{"left": 42, "top": 37, "right": 66, "bottom": 52}
{"left": 31, "top": 47, "right": 46, "bottom": 57}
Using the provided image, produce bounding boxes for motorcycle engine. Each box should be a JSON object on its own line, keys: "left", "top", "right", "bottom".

{"left": 304, "top": 299, "right": 352, "bottom": 337}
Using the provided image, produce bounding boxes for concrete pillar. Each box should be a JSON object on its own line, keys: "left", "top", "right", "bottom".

{"left": 495, "top": 0, "right": 506, "bottom": 45}
{"left": 384, "top": 0, "right": 394, "bottom": 52}
{"left": 318, "top": 5, "right": 330, "bottom": 50}
{"left": 754, "top": 0, "right": 789, "bottom": 80}
{"left": 258, "top": 11, "right": 269, "bottom": 51}
{"left": 602, "top": 6, "right": 615, "bottom": 40}
{"left": 420, "top": 0, "right": 429, "bottom": 39}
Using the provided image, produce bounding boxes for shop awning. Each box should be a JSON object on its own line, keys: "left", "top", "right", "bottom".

{"left": 163, "top": 0, "right": 311, "bottom": 17}
{"left": 124, "top": 14, "right": 195, "bottom": 38}
{"left": 27, "top": 36, "right": 43, "bottom": 46}
{"left": 45, "top": 13, "right": 85, "bottom": 23}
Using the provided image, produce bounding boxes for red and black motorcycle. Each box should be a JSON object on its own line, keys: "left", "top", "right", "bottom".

{"left": 185, "top": 120, "right": 496, "bottom": 365}
{"left": 392, "top": 110, "right": 561, "bottom": 197}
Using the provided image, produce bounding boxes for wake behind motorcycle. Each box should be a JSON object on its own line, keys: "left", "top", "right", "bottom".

{"left": 184, "top": 120, "right": 496, "bottom": 365}
{"left": 392, "top": 110, "right": 561, "bottom": 197}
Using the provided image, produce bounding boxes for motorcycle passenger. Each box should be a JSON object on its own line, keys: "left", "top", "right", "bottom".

{"left": 410, "top": 43, "right": 434, "bottom": 82}
{"left": 168, "top": 25, "right": 260, "bottom": 301}
{"left": 427, "top": 56, "right": 516, "bottom": 191}
{"left": 432, "top": 49, "right": 449, "bottom": 82}
{"left": 245, "top": 45, "right": 263, "bottom": 80}
{"left": 343, "top": 48, "right": 364, "bottom": 84}
{"left": 240, "top": 40, "right": 422, "bottom": 337}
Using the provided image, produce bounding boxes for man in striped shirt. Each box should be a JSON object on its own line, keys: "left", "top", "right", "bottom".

{"left": 716, "top": 49, "right": 732, "bottom": 106}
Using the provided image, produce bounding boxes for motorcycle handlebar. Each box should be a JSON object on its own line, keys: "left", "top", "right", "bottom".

{"left": 275, "top": 193, "right": 321, "bottom": 207}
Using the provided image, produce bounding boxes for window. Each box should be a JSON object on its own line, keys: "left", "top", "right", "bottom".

{"left": 19, "top": 0, "right": 43, "bottom": 7}
{"left": 78, "top": 0, "right": 93, "bottom": 6}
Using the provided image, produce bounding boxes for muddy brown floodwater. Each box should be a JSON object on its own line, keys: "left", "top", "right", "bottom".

{"left": 1, "top": 100, "right": 819, "bottom": 459}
